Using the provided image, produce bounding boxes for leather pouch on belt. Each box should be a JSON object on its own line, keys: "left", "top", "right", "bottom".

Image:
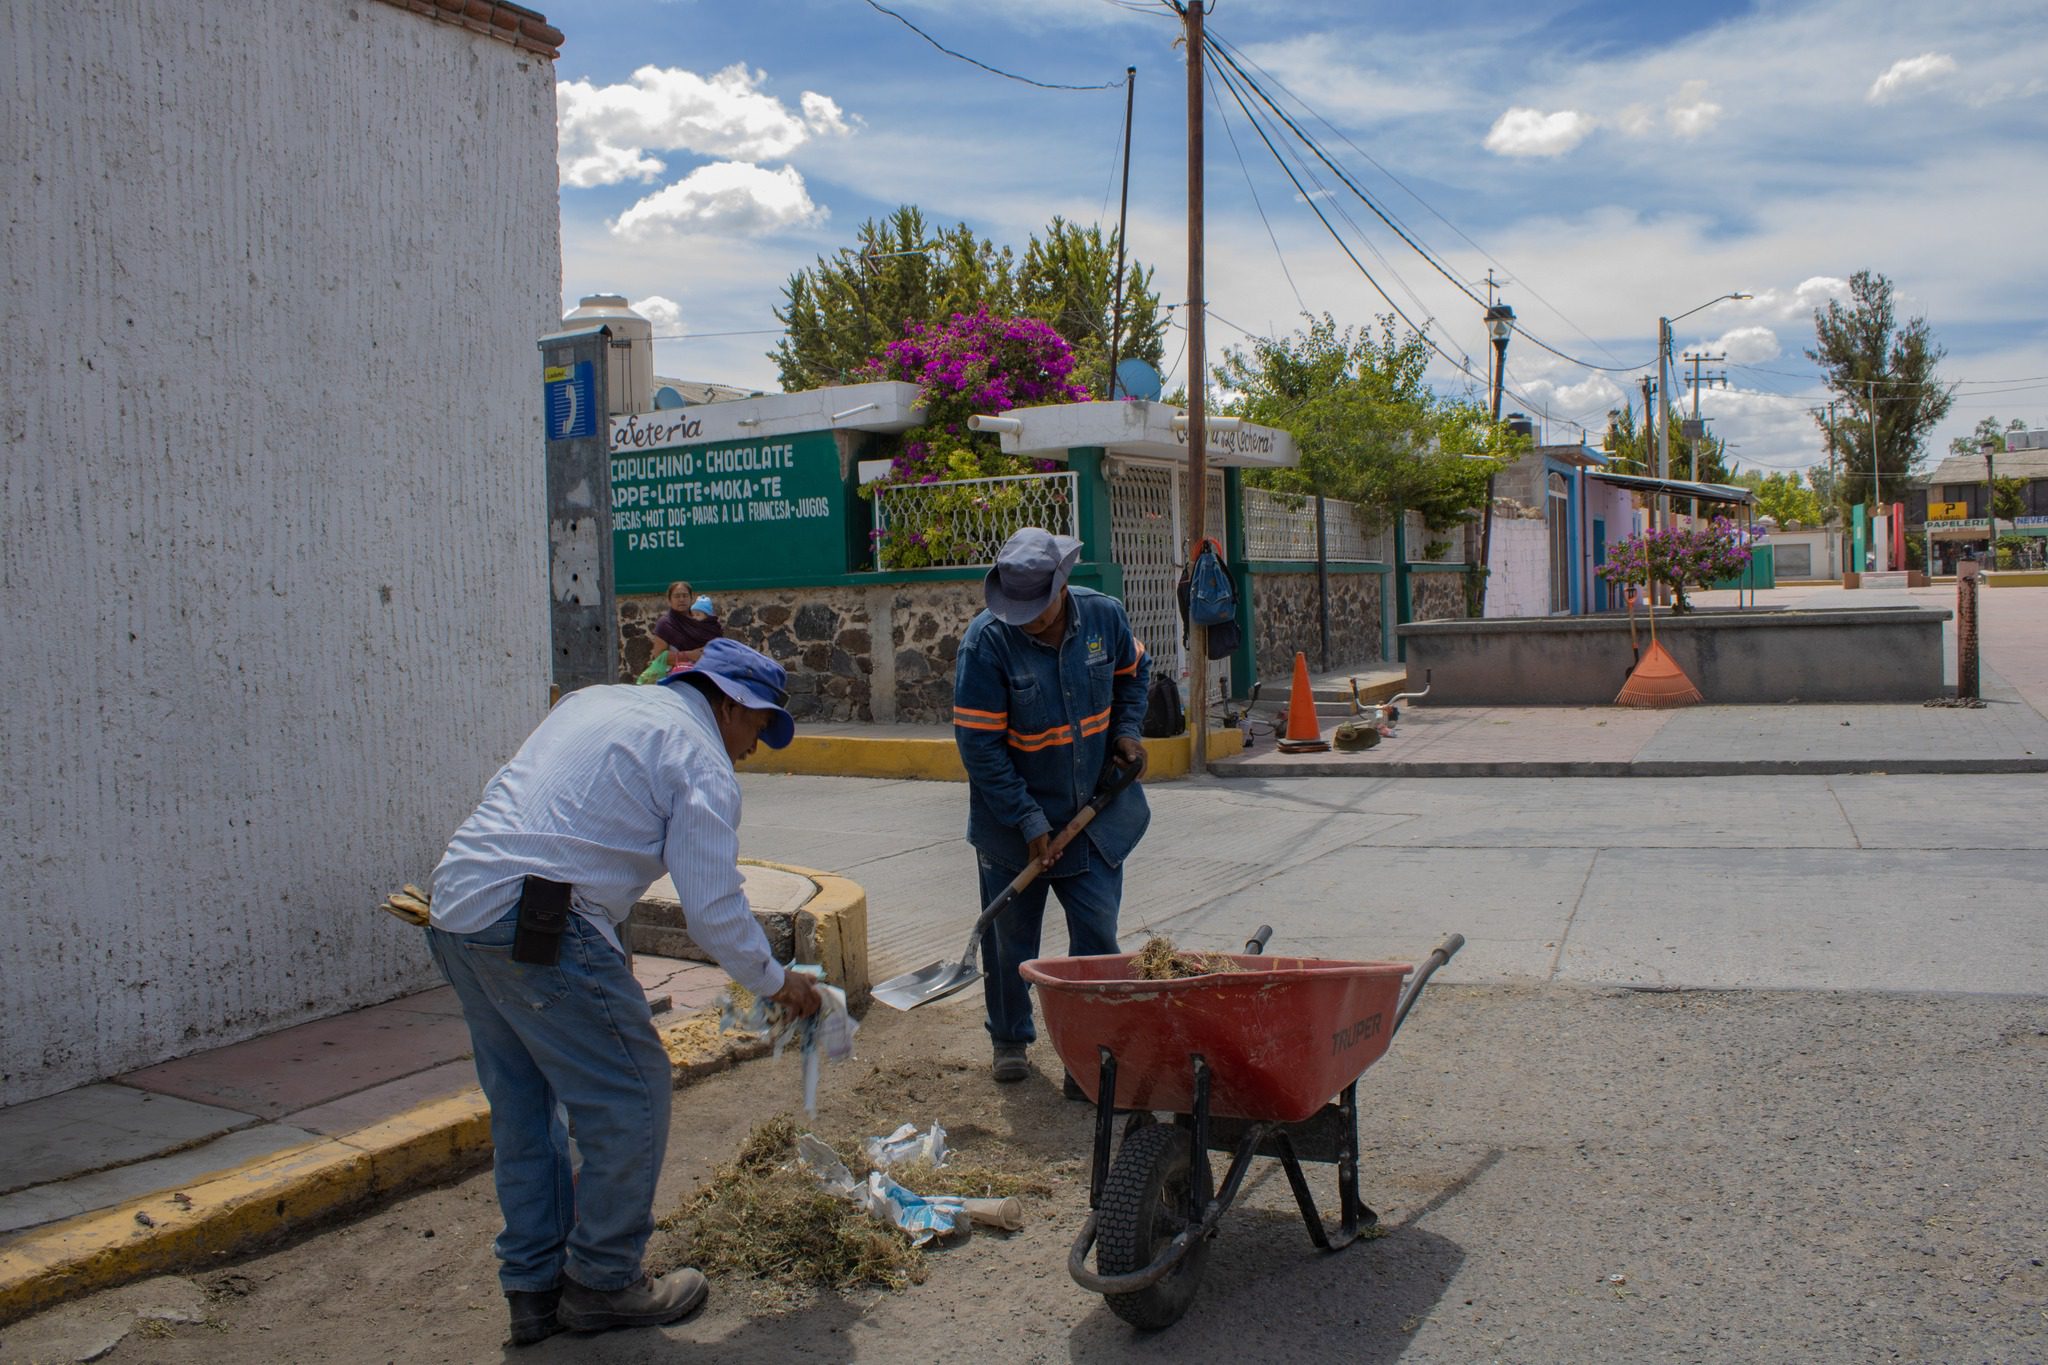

{"left": 512, "top": 876, "right": 573, "bottom": 965}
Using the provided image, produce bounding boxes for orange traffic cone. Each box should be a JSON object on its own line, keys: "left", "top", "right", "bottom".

{"left": 1278, "top": 651, "right": 1331, "bottom": 752}
{"left": 1616, "top": 640, "right": 1703, "bottom": 708}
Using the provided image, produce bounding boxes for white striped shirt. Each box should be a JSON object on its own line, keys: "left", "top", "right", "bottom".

{"left": 429, "top": 681, "right": 785, "bottom": 998}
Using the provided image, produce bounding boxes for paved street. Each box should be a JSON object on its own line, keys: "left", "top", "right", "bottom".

{"left": 742, "top": 769, "right": 2048, "bottom": 996}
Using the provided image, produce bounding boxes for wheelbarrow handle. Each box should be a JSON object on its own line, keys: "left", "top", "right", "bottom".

{"left": 1392, "top": 933, "right": 1465, "bottom": 1037}
{"left": 1244, "top": 925, "right": 1273, "bottom": 955}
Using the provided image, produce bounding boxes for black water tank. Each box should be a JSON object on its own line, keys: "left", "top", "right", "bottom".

{"left": 1505, "top": 412, "right": 1535, "bottom": 438}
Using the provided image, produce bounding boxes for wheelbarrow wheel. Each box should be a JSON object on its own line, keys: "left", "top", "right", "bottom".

{"left": 1097, "top": 1122, "right": 1209, "bottom": 1329}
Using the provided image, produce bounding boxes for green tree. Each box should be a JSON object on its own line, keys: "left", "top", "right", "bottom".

{"left": 1599, "top": 401, "right": 1731, "bottom": 484}
{"left": 1950, "top": 415, "right": 2031, "bottom": 456}
{"left": 1731, "top": 469, "right": 1826, "bottom": 527}
{"left": 771, "top": 206, "right": 1163, "bottom": 395}
{"left": 1807, "top": 270, "right": 1954, "bottom": 505}
{"left": 1992, "top": 476, "right": 2027, "bottom": 521}
{"left": 1218, "top": 313, "right": 1516, "bottom": 533}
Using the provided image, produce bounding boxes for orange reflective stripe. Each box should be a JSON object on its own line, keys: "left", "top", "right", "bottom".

{"left": 954, "top": 705, "right": 1007, "bottom": 722}
{"left": 1006, "top": 723, "right": 1074, "bottom": 751}
{"left": 1116, "top": 639, "right": 1147, "bottom": 677}
{"left": 1078, "top": 707, "right": 1113, "bottom": 736}
{"left": 954, "top": 715, "right": 1007, "bottom": 733}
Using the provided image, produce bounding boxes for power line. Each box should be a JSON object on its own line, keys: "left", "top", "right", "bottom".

{"left": 1207, "top": 54, "right": 1556, "bottom": 421}
{"left": 649, "top": 328, "right": 785, "bottom": 341}
{"left": 1205, "top": 66, "right": 1306, "bottom": 314}
{"left": 859, "top": 0, "right": 1125, "bottom": 90}
{"left": 1204, "top": 30, "right": 1636, "bottom": 372}
{"left": 1205, "top": 33, "right": 1649, "bottom": 376}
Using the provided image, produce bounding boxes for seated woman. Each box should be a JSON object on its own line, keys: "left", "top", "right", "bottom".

{"left": 636, "top": 592, "right": 725, "bottom": 682}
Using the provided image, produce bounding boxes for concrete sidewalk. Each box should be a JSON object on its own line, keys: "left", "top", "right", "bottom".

{"left": 0, "top": 864, "right": 865, "bottom": 1325}
{"left": 1222, "top": 580, "right": 2048, "bottom": 778}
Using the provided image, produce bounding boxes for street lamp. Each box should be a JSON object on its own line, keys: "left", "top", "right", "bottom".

{"left": 1983, "top": 437, "right": 2000, "bottom": 561}
{"left": 1476, "top": 302, "right": 1516, "bottom": 616}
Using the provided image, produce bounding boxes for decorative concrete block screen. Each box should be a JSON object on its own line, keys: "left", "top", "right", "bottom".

{"left": 1243, "top": 488, "right": 1390, "bottom": 562}
{"left": 870, "top": 471, "right": 1079, "bottom": 569}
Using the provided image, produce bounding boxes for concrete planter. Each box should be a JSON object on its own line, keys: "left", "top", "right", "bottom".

{"left": 1398, "top": 607, "right": 1950, "bottom": 705}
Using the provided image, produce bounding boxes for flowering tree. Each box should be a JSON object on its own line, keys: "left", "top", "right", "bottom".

{"left": 1597, "top": 518, "right": 1759, "bottom": 613}
{"left": 860, "top": 307, "right": 1091, "bottom": 569}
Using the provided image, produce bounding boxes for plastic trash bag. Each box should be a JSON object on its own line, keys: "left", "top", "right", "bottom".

{"left": 863, "top": 1122, "right": 948, "bottom": 1172}
{"left": 719, "top": 966, "right": 860, "bottom": 1115}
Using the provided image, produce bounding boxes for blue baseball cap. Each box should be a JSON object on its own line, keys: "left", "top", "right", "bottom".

{"left": 662, "top": 637, "right": 795, "bottom": 749}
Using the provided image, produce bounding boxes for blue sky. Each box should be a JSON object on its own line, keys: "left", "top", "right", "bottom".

{"left": 547, "top": 0, "right": 2048, "bottom": 475}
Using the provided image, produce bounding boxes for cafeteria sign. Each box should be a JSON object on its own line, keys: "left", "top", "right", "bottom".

{"left": 609, "top": 430, "right": 844, "bottom": 591}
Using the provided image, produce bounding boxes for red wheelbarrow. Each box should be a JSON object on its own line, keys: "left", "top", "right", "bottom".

{"left": 1020, "top": 928, "right": 1464, "bottom": 1330}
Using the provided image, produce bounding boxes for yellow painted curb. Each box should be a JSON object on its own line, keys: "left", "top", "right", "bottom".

{"left": 0, "top": 861, "right": 871, "bottom": 1328}
{"left": 1984, "top": 571, "right": 2048, "bottom": 588}
{"left": 741, "top": 860, "right": 871, "bottom": 1006}
{"left": 739, "top": 727, "right": 1242, "bottom": 782}
{"left": 0, "top": 1090, "right": 493, "bottom": 1328}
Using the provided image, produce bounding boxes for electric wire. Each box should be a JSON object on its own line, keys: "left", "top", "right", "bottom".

{"left": 1205, "top": 29, "right": 1637, "bottom": 371}
{"left": 1205, "top": 66, "right": 1306, "bottom": 315}
{"left": 1208, "top": 54, "right": 1553, "bottom": 421}
{"left": 1205, "top": 32, "right": 1649, "bottom": 375}
{"left": 859, "top": 0, "right": 1125, "bottom": 90}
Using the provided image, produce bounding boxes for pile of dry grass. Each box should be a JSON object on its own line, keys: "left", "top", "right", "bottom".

{"left": 1132, "top": 936, "right": 1249, "bottom": 981}
{"left": 666, "top": 1115, "right": 1051, "bottom": 1299}
{"left": 666, "top": 1115, "right": 925, "bottom": 1294}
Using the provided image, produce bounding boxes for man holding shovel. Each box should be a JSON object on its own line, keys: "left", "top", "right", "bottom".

{"left": 953, "top": 527, "right": 1151, "bottom": 1082}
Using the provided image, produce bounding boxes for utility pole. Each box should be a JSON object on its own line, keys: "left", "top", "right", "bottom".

{"left": 1682, "top": 350, "right": 1726, "bottom": 520}
{"left": 1106, "top": 66, "right": 1136, "bottom": 398}
{"left": 1182, "top": 0, "right": 1209, "bottom": 772}
{"left": 1656, "top": 317, "right": 1673, "bottom": 532}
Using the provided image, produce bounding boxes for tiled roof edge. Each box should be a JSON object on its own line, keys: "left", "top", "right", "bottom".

{"left": 371, "top": 0, "right": 562, "bottom": 60}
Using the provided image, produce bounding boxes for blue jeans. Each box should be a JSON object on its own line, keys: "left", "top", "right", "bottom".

{"left": 978, "top": 852, "right": 1123, "bottom": 1046}
{"left": 428, "top": 911, "right": 671, "bottom": 1294}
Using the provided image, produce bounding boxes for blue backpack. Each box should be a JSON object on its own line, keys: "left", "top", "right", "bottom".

{"left": 1186, "top": 538, "right": 1236, "bottom": 627}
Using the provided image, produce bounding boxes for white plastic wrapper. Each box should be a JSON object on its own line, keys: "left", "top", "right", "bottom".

{"left": 719, "top": 966, "right": 860, "bottom": 1115}
{"left": 856, "top": 1171, "right": 965, "bottom": 1247}
{"left": 863, "top": 1122, "right": 949, "bottom": 1172}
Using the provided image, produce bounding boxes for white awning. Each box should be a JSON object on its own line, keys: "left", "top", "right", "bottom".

{"left": 979, "top": 400, "right": 1298, "bottom": 469}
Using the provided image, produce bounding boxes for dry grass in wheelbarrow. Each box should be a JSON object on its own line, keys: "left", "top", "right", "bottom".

{"left": 1133, "top": 935, "right": 1249, "bottom": 981}
{"left": 658, "top": 1114, "right": 1053, "bottom": 1303}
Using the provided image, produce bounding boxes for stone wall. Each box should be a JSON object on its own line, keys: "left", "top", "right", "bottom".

{"left": 1412, "top": 570, "right": 1473, "bottom": 622}
{"left": 1251, "top": 570, "right": 1384, "bottom": 682}
{"left": 620, "top": 577, "right": 986, "bottom": 724}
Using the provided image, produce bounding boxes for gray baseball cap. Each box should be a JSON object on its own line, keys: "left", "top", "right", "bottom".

{"left": 983, "top": 527, "right": 1083, "bottom": 626}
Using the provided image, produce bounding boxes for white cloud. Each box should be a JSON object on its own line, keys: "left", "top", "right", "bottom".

{"left": 613, "top": 162, "right": 825, "bottom": 236}
{"left": 558, "top": 65, "right": 840, "bottom": 189}
{"left": 1666, "top": 81, "right": 1722, "bottom": 137}
{"left": 1705, "top": 325, "right": 1783, "bottom": 365}
{"left": 800, "top": 92, "right": 854, "bottom": 137}
{"left": 1484, "top": 107, "right": 1595, "bottom": 157}
{"left": 1868, "top": 53, "right": 1958, "bottom": 103}
{"left": 632, "top": 295, "right": 685, "bottom": 330}
{"left": 1614, "top": 103, "right": 1657, "bottom": 137}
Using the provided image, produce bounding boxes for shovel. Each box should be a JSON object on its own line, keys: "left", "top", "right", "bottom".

{"left": 873, "top": 756, "right": 1145, "bottom": 1011}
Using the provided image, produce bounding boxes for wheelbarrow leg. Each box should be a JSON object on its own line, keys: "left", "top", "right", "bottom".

{"left": 1089, "top": 1046, "right": 1119, "bottom": 1209}
{"left": 1333, "top": 1080, "right": 1378, "bottom": 1244}
{"left": 1274, "top": 1081, "right": 1378, "bottom": 1253}
{"left": 1188, "top": 1055, "right": 1215, "bottom": 1214}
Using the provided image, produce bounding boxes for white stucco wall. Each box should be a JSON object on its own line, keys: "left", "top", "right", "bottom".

{"left": 1, "top": 0, "right": 561, "bottom": 1102}
{"left": 1485, "top": 517, "right": 1550, "bottom": 618}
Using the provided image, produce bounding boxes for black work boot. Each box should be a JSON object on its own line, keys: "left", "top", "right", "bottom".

{"left": 557, "top": 1269, "right": 709, "bottom": 1334}
{"left": 504, "top": 1286, "right": 563, "bottom": 1347}
{"left": 992, "top": 1042, "right": 1030, "bottom": 1083}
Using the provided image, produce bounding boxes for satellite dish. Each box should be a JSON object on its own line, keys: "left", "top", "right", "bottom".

{"left": 1113, "top": 359, "right": 1163, "bottom": 402}
{"left": 653, "top": 386, "right": 688, "bottom": 410}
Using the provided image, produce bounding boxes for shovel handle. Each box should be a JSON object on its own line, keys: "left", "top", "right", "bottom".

{"left": 967, "top": 757, "right": 1147, "bottom": 956}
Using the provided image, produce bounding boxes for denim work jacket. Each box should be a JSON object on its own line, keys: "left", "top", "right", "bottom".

{"left": 952, "top": 586, "right": 1152, "bottom": 876}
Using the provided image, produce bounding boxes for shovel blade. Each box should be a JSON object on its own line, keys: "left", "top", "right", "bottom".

{"left": 872, "top": 960, "right": 982, "bottom": 1011}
